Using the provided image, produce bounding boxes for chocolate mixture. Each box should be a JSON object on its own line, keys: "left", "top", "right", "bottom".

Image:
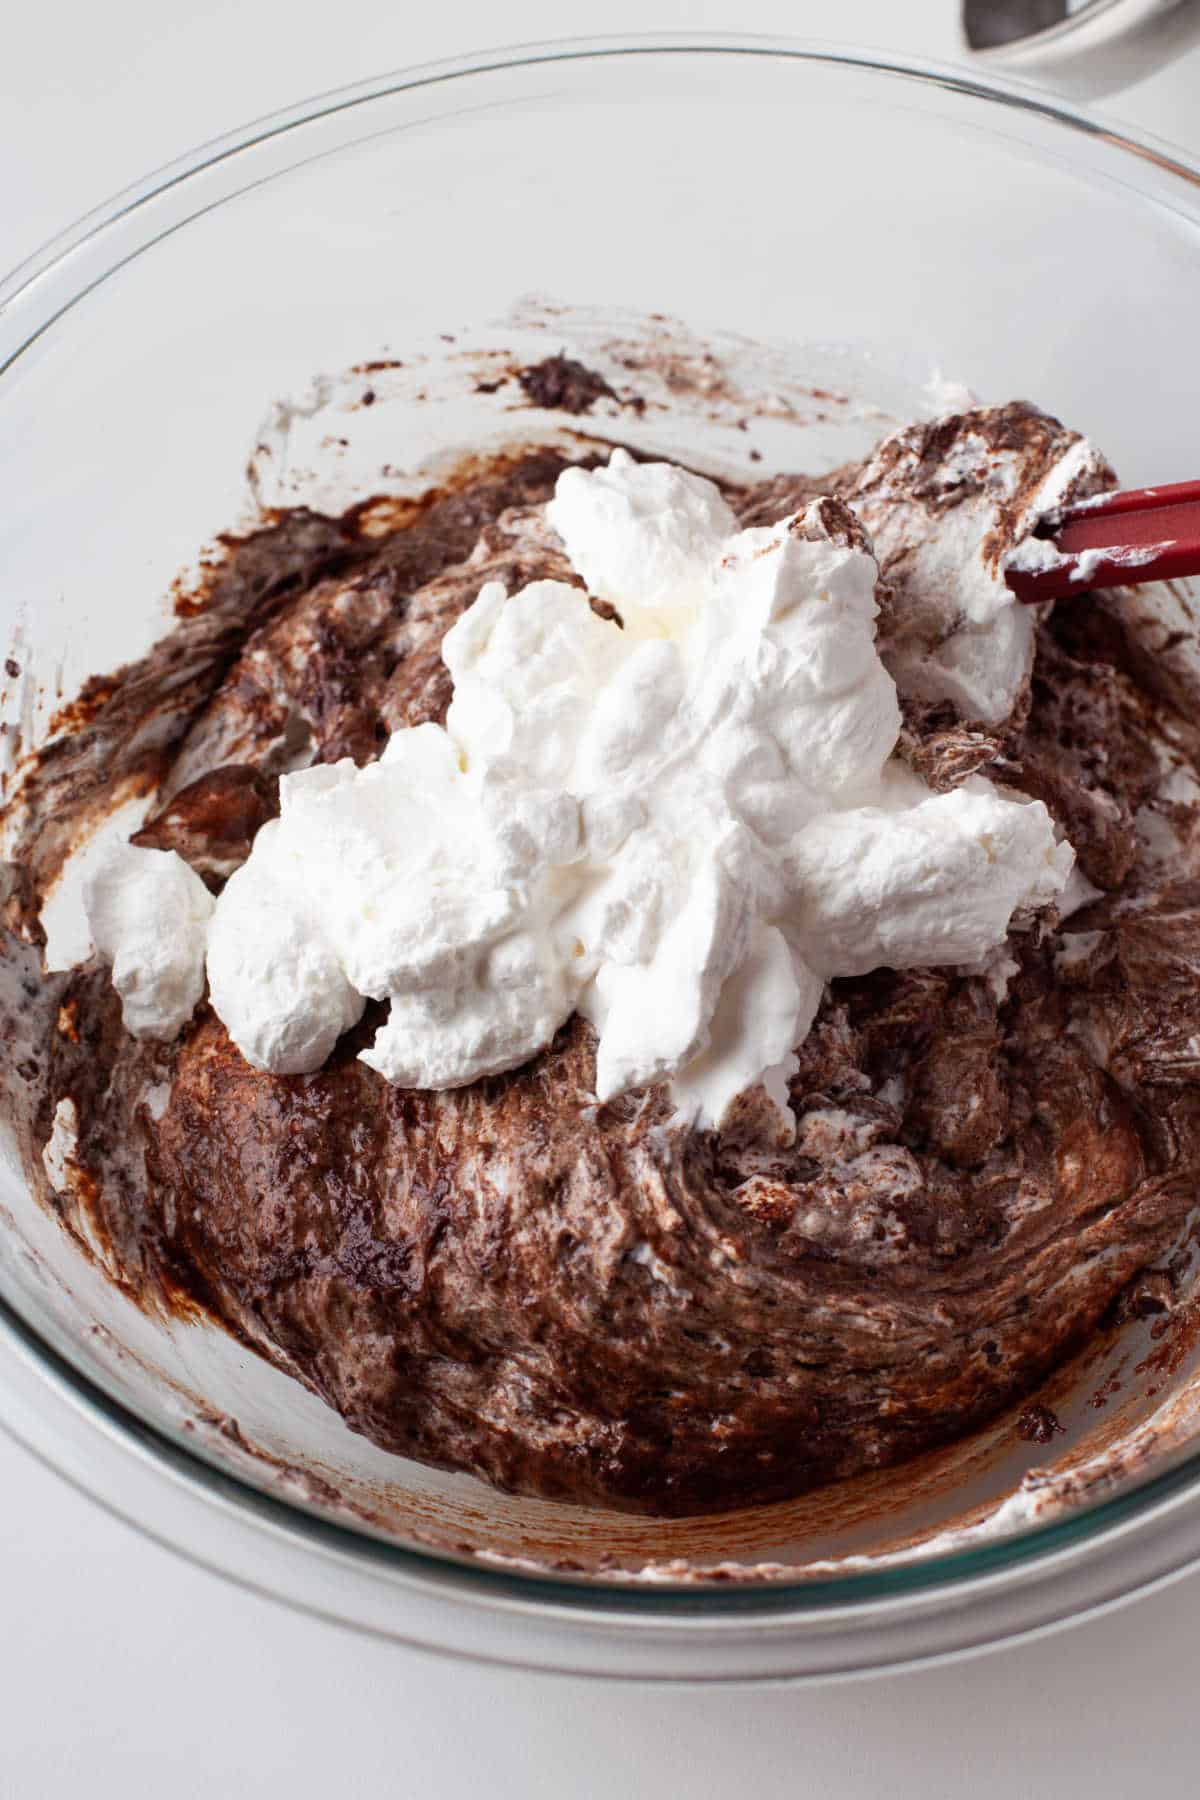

{"left": 4, "top": 405, "right": 1199, "bottom": 1515}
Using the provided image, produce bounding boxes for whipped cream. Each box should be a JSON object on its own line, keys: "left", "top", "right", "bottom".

{"left": 84, "top": 448, "right": 1073, "bottom": 1132}
{"left": 85, "top": 843, "right": 214, "bottom": 1038}
{"left": 852, "top": 420, "right": 1111, "bottom": 723}
{"left": 1004, "top": 533, "right": 1177, "bottom": 587}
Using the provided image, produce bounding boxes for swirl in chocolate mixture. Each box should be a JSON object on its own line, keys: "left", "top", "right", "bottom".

{"left": 4, "top": 405, "right": 1200, "bottom": 1515}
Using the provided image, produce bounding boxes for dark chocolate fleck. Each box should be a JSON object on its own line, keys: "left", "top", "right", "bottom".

{"left": 517, "top": 354, "right": 619, "bottom": 416}
{"left": 1016, "top": 1404, "right": 1065, "bottom": 1446}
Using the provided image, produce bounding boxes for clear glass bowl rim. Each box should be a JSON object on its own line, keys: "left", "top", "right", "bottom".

{"left": 4, "top": 30, "right": 1200, "bottom": 1630}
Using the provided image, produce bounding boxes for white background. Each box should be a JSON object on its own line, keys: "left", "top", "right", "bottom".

{"left": 5, "top": 3, "right": 1200, "bottom": 1793}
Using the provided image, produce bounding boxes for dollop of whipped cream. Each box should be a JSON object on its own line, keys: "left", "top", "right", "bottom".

{"left": 851, "top": 410, "right": 1113, "bottom": 723}
{"left": 85, "top": 448, "right": 1073, "bottom": 1132}
{"left": 84, "top": 844, "right": 214, "bottom": 1038}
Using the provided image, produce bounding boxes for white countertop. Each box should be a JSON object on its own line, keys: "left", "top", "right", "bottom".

{"left": 5, "top": 2, "right": 1200, "bottom": 1791}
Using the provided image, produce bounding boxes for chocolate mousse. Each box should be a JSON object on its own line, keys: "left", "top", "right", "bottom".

{"left": 3, "top": 402, "right": 1199, "bottom": 1515}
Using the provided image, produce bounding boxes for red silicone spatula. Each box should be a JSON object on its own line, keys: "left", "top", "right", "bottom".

{"left": 1004, "top": 479, "right": 1200, "bottom": 605}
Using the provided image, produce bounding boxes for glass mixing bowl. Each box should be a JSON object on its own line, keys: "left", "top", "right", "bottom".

{"left": 4, "top": 35, "right": 1200, "bottom": 1684}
